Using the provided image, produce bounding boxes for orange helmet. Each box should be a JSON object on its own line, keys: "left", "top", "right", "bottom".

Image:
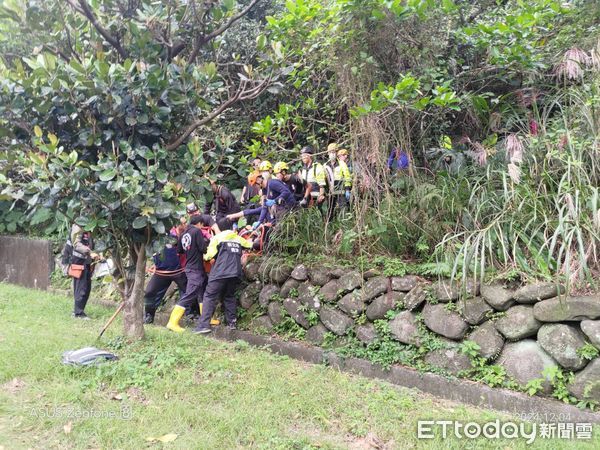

{"left": 247, "top": 171, "right": 260, "bottom": 186}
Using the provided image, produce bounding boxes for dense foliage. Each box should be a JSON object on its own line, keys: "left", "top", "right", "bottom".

{"left": 259, "top": 0, "right": 600, "bottom": 289}
{"left": 0, "top": 0, "right": 282, "bottom": 337}
{"left": 1, "top": 0, "right": 600, "bottom": 328}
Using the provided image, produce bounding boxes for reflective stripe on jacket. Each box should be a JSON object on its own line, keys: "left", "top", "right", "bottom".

{"left": 300, "top": 162, "right": 326, "bottom": 197}
{"left": 204, "top": 230, "right": 252, "bottom": 281}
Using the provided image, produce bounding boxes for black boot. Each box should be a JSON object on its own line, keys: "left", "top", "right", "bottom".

{"left": 144, "top": 307, "right": 156, "bottom": 324}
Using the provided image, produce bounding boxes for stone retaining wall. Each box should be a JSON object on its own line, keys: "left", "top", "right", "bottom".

{"left": 239, "top": 257, "right": 600, "bottom": 406}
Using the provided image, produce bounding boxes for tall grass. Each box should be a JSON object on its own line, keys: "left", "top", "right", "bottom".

{"left": 440, "top": 74, "right": 600, "bottom": 290}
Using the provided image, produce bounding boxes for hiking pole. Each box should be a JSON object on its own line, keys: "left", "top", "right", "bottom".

{"left": 98, "top": 302, "right": 125, "bottom": 339}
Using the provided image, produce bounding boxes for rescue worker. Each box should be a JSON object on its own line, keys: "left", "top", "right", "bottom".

{"left": 259, "top": 160, "right": 273, "bottom": 181}
{"left": 252, "top": 157, "right": 263, "bottom": 170}
{"left": 166, "top": 214, "right": 210, "bottom": 333}
{"left": 226, "top": 174, "right": 267, "bottom": 226}
{"left": 324, "top": 144, "right": 352, "bottom": 220}
{"left": 275, "top": 161, "right": 305, "bottom": 202}
{"left": 143, "top": 228, "right": 187, "bottom": 324}
{"left": 239, "top": 158, "right": 262, "bottom": 205}
{"left": 298, "top": 146, "right": 326, "bottom": 208}
{"left": 262, "top": 164, "right": 297, "bottom": 222}
{"left": 70, "top": 220, "right": 99, "bottom": 319}
{"left": 194, "top": 218, "right": 252, "bottom": 334}
{"left": 240, "top": 172, "right": 261, "bottom": 206}
{"left": 387, "top": 147, "right": 410, "bottom": 172}
{"left": 188, "top": 202, "right": 220, "bottom": 233}
{"left": 204, "top": 179, "right": 241, "bottom": 221}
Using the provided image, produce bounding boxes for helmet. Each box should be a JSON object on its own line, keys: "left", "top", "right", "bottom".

{"left": 247, "top": 171, "right": 260, "bottom": 185}
{"left": 186, "top": 203, "right": 199, "bottom": 214}
{"left": 273, "top": 161, "right": 289, "bottom": 174}
{"left": 300, "top": 146, "right": 314, "bottom": 155}
{"left": 259, "top": 160, "right": 272, "bottom": 172}
{"left": 337, "top": 148, "right": 349, "bottom": 156}
{"left": 327, "top": 143, "right": 338, "bottom": 152}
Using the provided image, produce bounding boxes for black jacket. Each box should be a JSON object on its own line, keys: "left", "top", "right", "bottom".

{"left": 178, "top": 225, "right": 208, "bottom": 272}
{"left": 204, "top": 185, "right": 241, "bottom": 218}
{"left": 204, "top": 230, "right": 252, "bottom": 281}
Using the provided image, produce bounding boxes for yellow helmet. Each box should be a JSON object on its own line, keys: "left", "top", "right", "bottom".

{"left": 259, "top": 160, "right": 272, "bottom": 172}
{"left": 327, "top": 143, "right": 338, "bottom": 152}
{"left": 337, "top": 148, "right": 348, "bottom": 156}
{"left": 273, "top": 161, "right": 289, "bottom": 174}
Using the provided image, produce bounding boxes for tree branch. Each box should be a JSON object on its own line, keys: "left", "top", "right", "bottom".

{"left": 187, "top": 0, "right": 261, "bottom": 64}
{"left": 165, "top": 77, "right": 269, "bottom": 150}
{"left": 65, "top": 0, "right": 84, "bottom": 14}
{"left": 73, "top": 0, "right": 128, "bottom": 60}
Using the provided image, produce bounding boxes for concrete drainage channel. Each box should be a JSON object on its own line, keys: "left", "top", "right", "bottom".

{"left": 211, "top": 327, "right": 600, "bottom": 424}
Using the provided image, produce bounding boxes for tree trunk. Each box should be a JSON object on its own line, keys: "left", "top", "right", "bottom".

{"left": 123, "top": 243, "right": 146, "bottom": 340}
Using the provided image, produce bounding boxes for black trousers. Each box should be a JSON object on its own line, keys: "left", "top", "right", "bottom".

{"left": 197, "top": 276, "right": 239, "bottom": 328}
{"left": 144, "top": 272, "right": 187, "bottom": 312}
{"left": 73, "top": 265, "right": 92, "bottom": 315}
{"left": 327, "top": 193, "right": 347, "bottom": 222}
{"left": 176, "top": 269, "right": 207, "bottom": 311}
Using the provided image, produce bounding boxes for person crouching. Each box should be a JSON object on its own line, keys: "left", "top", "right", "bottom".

{"left": 194, "top": 218, "right": 252, "bottom": 334}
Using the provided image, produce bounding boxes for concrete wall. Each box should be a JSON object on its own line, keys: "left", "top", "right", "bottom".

{"left": 0, "top": 235, "right": 53, "bottom": 290}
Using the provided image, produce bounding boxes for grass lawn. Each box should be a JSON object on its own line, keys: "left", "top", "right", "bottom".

{"left": 0, "top": 283, "right": 598, "bottom": 449}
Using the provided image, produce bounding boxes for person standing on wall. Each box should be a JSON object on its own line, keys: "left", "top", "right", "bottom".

{"left": 70, "top": 220, "right": 99, "bottom": 319}
{"left": 239, "top": 158, "right": 262, "bottom": 206}
{"left": 298, "top": 146, "right": 327, "bottom": 209}
{"left": 204, "top": 178, "right": 241, "bottom": 221}
{"left": 324, "top": 143, "right": 352, "bottom": 220}
{"left": 277, "top": 161, "right": 306, "bottom": 202}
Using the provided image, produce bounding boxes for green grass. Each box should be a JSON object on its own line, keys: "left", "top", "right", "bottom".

{"left": 0, "top": 283, "right": 598, "bottom": 449}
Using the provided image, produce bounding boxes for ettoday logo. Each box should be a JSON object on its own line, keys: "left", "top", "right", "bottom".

{"left": 417, "top": 420, "right": 593, "bottom": 443}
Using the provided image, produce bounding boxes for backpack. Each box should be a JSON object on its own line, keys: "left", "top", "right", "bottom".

{"left": 60, "top": 239, "right": 73, "bottom": 276}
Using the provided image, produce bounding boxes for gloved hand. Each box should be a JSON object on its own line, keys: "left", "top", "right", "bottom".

{"left": 265, "top": 199, "right": 275, "bottom": 207}
{"left": 345, "top": 190, "right": 351, "bottom": 201}
{"left": 252, "top": 221, "right": 260, "bottom": 230}
{"left": 299, "top": 198, "right": 308, "bottom": 207}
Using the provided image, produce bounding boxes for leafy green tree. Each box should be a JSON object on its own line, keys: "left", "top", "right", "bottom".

{"left": 0, "top": 0, "right": 281, "bottom": 339}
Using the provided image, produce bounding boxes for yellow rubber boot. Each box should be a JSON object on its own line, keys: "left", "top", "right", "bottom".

{"left": 199, "top": 302, "right": 219, "bottom": 325}
{"left": 166, "top": 305, "right": 186, "bottom": 333}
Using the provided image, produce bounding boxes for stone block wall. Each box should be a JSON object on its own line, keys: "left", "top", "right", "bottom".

{"left": 239, "top": 258, "right": 600, "bottom": 406}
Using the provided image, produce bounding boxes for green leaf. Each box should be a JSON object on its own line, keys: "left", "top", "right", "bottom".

{"left": 74, "top": 216, "right": 91, "bottom": 228}
{"left": 256, "top": 34, "right": 267, "bottom": 50}
{"left": 154, "top": 203, "right": 173, "bottom": 218}
{"left": 156, "top": 169, "right": 168, "bottom": 183}
{"left": 69, "top": 60, "right": 86, "bottom": 74}
{"left": 132, "top": 216, "right": 148, "bottom": 229}
{"left": 153, "top": 221, "right": 165, "bottom": 234}
{"left": 30, "top": 207, "right": 52, "bottom": 225}
{"left": 99, "top": 169, "right": 117, "bottom": 181}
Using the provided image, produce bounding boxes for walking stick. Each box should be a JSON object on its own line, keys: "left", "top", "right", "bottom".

{"left": 98, "top": 302, "right": 125, "bottom": 339}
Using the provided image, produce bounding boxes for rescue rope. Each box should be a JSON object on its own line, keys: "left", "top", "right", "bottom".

{"left": 147, "top": 265, "right": 186, "bottom": 276}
